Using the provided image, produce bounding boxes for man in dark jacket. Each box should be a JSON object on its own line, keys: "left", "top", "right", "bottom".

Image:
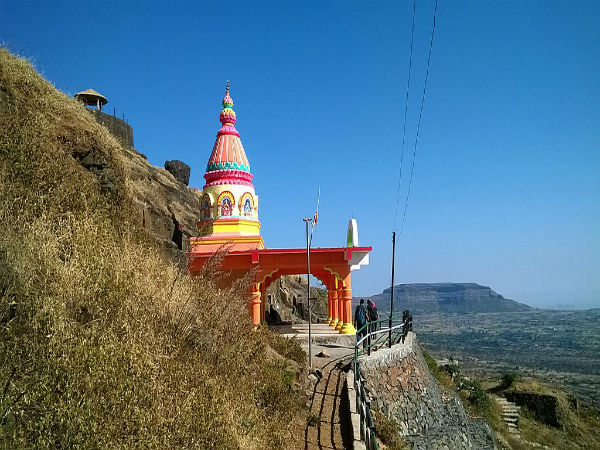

{"left": 354, "top": 299, "right": 368, "bottom": 347}
{"left": 367, "top": 300, "right": 379, "bottom": 331}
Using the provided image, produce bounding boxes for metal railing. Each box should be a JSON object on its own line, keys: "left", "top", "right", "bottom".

{"left": 355, "top": 310, "right": 412, "bottom": 359}
{"left": 352, "top": 310, "right": 412, "bottom": 450}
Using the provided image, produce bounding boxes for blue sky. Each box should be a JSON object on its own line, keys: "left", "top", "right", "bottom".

{"left": 2, "top": 1, "right": 599, "bottom": 308}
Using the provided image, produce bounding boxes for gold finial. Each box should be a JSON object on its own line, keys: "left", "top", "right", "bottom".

{"left": 226, "top": 80, "right": 229, "bottom": 94}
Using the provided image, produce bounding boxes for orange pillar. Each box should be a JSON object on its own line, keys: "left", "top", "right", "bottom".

{"left": 335, "top": 282, "right": 344, "bottom": 330}
{"left": 326, "top": 289, "right": 333, "bottom": 325}
{"left": 340, "top": 275, "right": 356, "bottom": 334}
{"left": 330, "top": 276, "right": 339, "bottom": 327}
{"left": 260, "top": 283, "right": 267, "bottom": 323}
{"left": 249, "top": 283, "right": 261, "bottom": 326}
{"left": 326, "top": 274, "right": 336, "bottom": 325}
{"left": 330, "top": 288, "right": 338, "bottom": 327}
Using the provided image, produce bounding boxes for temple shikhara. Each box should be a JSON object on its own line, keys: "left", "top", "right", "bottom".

{"left": 188, "top": 83, "right": 371, "bottom": 334}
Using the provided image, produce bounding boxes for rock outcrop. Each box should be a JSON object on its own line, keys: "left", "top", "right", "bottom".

{"left": 164, "top": 160, "right": 191, "bottom": 186}
{"left": 71, "top": 143, "right": 120, "bottom": 200}
{"left": 121, "top": 148, "right": 200, "bottom": 264}
{"left": 265, "top": 276, "right": 328, "bottom": 324}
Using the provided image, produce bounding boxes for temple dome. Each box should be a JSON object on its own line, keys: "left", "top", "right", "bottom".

{"left": 204, "top": 82, "right": 252, "bottom": 187}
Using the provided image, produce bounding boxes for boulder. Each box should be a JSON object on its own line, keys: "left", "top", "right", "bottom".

{"left": 164, "top": 160, "right": 191, "bottom": 186}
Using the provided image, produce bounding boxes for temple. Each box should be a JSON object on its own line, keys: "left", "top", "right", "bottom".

{"left": 188, "top": 83, "right": 371, "bottom": 334}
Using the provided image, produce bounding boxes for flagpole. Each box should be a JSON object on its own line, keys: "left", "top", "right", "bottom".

{"left": 304, "top": 217, "right": 313, "bottom": 369}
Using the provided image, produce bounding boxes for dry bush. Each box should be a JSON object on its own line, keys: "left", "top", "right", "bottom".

{"left": 258, "top": 325, "right": 306, "bottom": 365}
{"left": 0, "top": 49, "right": 303, "bottom": 449}
{"left": 371, "top": 409, "right": 408, "bottom": 450}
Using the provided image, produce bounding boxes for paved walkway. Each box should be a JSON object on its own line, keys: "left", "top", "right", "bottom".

{"left": 304, "top": 350, "right": 354, "bottom": 450}
{"left": 274, "top": 323, "right": 357, "bottom": 450}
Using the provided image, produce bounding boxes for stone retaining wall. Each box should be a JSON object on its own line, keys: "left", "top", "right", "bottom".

{"left": 358, "top": 334, "right": 496, "bottom": 450}
{"left": 93, "top": 110, "right": 134, "bottom": 148}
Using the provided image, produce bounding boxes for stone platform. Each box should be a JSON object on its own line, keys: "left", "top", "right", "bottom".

{"left": 272, "top": 323, "right": 355, "bottom": 346}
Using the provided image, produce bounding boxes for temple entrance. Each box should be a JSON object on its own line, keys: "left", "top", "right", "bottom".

{"left": 188, "top": 246, "right": 371, "bottom": 334}
{"left": 264, "top": 275, "right": 328, "bottom": 326}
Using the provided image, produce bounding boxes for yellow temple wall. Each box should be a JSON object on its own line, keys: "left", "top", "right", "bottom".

{"left": 211, "top": 217, "right": 261, "bottom": 236}
{"left": 202, "top": 183, "right": 259, "bottom": 219}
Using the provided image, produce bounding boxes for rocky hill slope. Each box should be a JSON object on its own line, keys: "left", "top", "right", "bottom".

{"left": 0, "top": 49, "right": 303, "bottom": 449}
{"left": 123, "top": 146, "right": 200, "bottom": 264}
{"left": 368, "top": 283, "right": 532, "bottom": 315}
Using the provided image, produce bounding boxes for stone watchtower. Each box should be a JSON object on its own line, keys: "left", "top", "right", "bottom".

{"left": 74, "top": 89, "right": 134, "bottom": 148}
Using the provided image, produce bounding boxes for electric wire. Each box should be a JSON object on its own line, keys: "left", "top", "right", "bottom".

{"left": 398, "top": 0, "right": 438, "bottom": 238}
{"left": 393, "top": 0, "right": 417, "bottom": 232}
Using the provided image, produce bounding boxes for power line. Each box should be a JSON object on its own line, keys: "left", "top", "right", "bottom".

{"left": 398, "top": 0, "right": 438, "bottom": 238}
{"left": 393, "top": 0, "right": 417, "bottom": 232}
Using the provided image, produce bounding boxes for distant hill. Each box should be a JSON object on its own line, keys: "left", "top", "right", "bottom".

{"left": 365, "top": 283, "right": 533, "bottom": 315}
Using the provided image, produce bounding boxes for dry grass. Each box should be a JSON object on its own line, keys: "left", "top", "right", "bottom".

{"left": 0, "top": 49, "right": 303, "bottom": 449}
{"left": 511, "top": 380, "right": 600, "bottom": 450}
{"left": 258, "top": 324, "right": 306, "bottom": 365}
{"left": 371, "top": 409, "right": 409, "bottom": 450}
{"left": 421, "top": 348, "right": 454, "bottom": 390}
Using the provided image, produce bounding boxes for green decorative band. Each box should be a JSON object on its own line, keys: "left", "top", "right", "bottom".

{"left": 206, "top": 161, "right": 251, "bottom": 172}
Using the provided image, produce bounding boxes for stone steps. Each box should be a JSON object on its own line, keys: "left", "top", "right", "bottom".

{"left": 495, "top": 396, "right": 520, "bottom": 437}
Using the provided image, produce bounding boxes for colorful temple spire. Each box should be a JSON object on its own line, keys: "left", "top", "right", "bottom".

{"left": 192, "top": 83, "right": 264, "bottom": 251}
{"left": 204, "top": 82, "right": 252, "bottom": 187}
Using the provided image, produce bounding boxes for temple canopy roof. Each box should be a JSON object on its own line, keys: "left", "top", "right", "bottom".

{"left": 204, "top": 82, "right": 252, "bottom": 186}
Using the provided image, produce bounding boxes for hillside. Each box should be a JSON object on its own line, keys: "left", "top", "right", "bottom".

{"left": 0, "top": 49, "right": 305, "bottom": 449}
{"left": 368, "top": 283, "right": 532, "bottom": 315}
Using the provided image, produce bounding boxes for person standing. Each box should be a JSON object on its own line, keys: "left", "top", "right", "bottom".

{"left": 368, "top": 300, "right": 379, "bottom": 331}
{"left": 354, "top": 299, "right": 368, "bottom": 348}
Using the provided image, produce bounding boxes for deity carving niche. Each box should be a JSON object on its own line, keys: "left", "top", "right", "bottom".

{"left": 221, "top": 197, "right": 232, "bottom": 217}
{"left": 201, "top": 195, "right": 212, "bottom": 219}
{"left": 243, "top": 198, "right": 252, "bottom": 216}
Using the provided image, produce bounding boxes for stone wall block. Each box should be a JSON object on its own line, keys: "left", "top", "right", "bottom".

{"left": 358, "top": 333, "right": 496, "bottom": 450}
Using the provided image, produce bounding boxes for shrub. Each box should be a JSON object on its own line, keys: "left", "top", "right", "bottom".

{"left": 465, "top": 379, "right": 492, "bottom": 414}
{"left": 501, "top": 372, "right": 519, "bottom": 388}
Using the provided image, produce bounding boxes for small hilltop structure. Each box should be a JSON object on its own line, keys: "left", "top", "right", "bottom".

{"left": 74, "top": 88, "right": 134, "bottom": 148}
{"left": 74, "top": 88, "right": 108, "bottom": 111}
{"left": 188, "top": 83, "right": 371, "bottom": 332}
